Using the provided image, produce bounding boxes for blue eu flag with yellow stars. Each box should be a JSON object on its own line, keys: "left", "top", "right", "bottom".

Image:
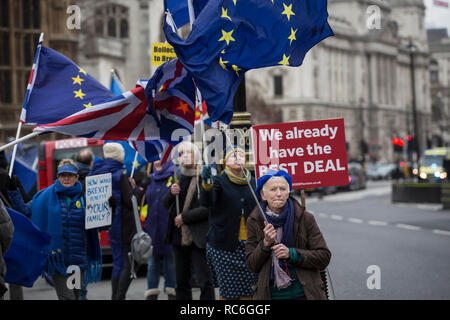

{"left": 20, "top": 45, "right": 115, "bottom": 125}
{"left": 164, "top": 0, "right": 333, "bottom": 125}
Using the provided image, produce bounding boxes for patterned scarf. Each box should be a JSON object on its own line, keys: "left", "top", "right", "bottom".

{"left": 260, "top": 198, "right": 295, "bottom": 290}
{"left": 225, "top": 165, "right": 250, "bottom": 185}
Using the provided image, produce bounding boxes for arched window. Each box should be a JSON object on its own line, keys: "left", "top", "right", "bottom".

{"left": 95, "top": 19, "right": 104, "bottom": 36}
{"left": 108, "top": 18, "right": 116, "bottom": 37}
{"left": 120, "top": 19, "right": 128, "bottom": 38}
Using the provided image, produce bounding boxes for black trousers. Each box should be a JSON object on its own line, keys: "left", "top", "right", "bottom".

{"left": 113, "top": 245, "right": 140, "bottom": 300}
{"left": 172, "top": 244, "right": 215, "bottom": 300}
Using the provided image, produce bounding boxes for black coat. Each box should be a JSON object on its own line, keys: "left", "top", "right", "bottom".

{"left": 163, "top": 174, "right": 209, "bottom": 249}
{"left": 201, "top": 173, "right": 257, "bottom": 252}
{"left": 0, "top": 199, "right": 14, "bottom": 297}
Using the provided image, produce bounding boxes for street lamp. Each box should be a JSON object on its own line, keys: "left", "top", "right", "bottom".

{"left": 407, "top": 38, "right": 421, "bottom": 171}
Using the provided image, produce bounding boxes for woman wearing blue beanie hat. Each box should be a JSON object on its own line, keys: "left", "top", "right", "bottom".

{"left": 245, "top": 169, "right": 331, "bottom": 300}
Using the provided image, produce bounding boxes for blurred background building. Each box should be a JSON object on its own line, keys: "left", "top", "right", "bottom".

{"left": 0, "top": 0, "right": 78, "bottom": 142}
{"left": 428, "top": 27, "right": 450, "bottom": 149}
{"left": 246, "top": 0, "right": 433, "bottom": 163}
{"left": 0, "top": 0, "right": 449, "bottom": 165}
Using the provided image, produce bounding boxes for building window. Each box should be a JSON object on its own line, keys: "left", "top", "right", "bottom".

{"left": 95, "top": 4, "right": 129, "bottom": 39}
{"left": 0, "top": 0, "right": 8, "bottom": 27}
{"left": 430, "top": 70, "right": 439, "bottom": 84}
{"left": 22, "top": 0, "right": 40, "bottom": 29}
{"left": 0, "top": 32, "right": 9, "bottom": 66}
{"left": 274, "top": 75, "right": 283, "bottom": 97}
{"left": 95, "top": 19, "right": 104, "bottom": 36}
{"left": 0, "top": 70, "right": 12, "bottom": 103}
{"left": 120, "top": 19, "right": 128, "bottom": 38}
{"left": 108, "top": 18, "right": 116, "bottom": 37}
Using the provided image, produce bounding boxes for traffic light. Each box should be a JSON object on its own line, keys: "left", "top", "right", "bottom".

{"left": 407, "top": 136, "right": 416, "bottom": 153}
{"left": 392, "top": 137, "right": 404, "bottom": 153}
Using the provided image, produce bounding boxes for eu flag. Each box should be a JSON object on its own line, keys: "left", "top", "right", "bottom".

{"left": 20, "top": 45, "right": 115, "bottom": 125}
{"left": 4, "top": 207, "right": 50, "bottom": 287}
{"left": 165, "top": 0, "right": 208, "bottom": 29}
{"left": 164, "top": 0, "right": 333, "bottom": 125}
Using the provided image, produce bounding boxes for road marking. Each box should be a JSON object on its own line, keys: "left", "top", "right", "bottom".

{"left": 395, "top": 224, "right": 421, "bottom": 231}
{"left": 318, "top": 213, "right": 329, "bottom": 218}
{"left": 368, "top": 220, "right": 388, "bottom": 226}
{"left": 330, "top": 214, "right": 343, "bottom": 221}
{"left": 348, "top": 218, "right": 363, "bottom": 224}
{"left": 432, "top": 229, "right": 450, "bottom": 236}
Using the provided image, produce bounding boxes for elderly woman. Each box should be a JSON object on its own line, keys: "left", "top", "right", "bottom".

{"left": 6, "top": 159, "right": 102, "bottom": 300}
{"left": 163, "top": 141, "right": 215, "bottom": 300}
{"left": 245, "top": 169, "right": 331, "bottom": 300}
{"left": 201, "top": 146, "right": 258, "bottom": 300}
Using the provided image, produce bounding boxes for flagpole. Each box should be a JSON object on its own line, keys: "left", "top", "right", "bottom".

{"left": 0, "top": 131, "right": 41, "bottom": 153}
{"left": 130, "top": 150, "right": 139, "bottom": 178}
{"left": 9, "top": 32, "right": 44, "bottom": 177}
{"left": 8, "top": 122, "right": 23, "bottom": 177}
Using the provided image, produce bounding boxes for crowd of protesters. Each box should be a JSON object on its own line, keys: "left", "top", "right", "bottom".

{"left": 0, "top": 140, "right": 331, "bottom": 300}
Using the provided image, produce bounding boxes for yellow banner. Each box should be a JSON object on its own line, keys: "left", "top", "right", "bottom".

{"left": 152, "top": 43, "right": 177, "bottom": 66}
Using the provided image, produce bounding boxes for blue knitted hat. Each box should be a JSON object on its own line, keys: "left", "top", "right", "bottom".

{"left": 256, "top": 169, "right": 293, "bottom": 196}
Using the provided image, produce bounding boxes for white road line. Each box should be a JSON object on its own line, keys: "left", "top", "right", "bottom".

{"left": 348, "top": 218, "right": 363, "bottom": 224}
{"left": 432, "top": 229, "right": 450, "bottom": 236}
{"left": 318, "top": 213, "right": 329, "bottom": 218}
{"left": 330, "top": 214, "right": 343, "bottom": 221}
{"left": 395, "top": 224, "right": 421, "bottom": 231}
{"left": 368, "top": 220, "right": 388, "bottom": 226}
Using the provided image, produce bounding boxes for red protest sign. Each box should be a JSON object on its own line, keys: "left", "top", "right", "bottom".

{"left": 251, "top": 118, "right": 349, "bottom": 189}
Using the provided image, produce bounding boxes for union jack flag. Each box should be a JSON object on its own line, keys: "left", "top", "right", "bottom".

{"left": 145, "top": 58, "right": 196, "bottom": 135}
{"left": 130, "top": 140, "right": 174, "bottom": 165}
{"left": 33, "top": 84, "right": 160, "bottom": 141}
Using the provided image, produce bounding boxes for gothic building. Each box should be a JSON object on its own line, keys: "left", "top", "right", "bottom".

{"left": 0, "top": 0, "right": 78, "bottom": 142}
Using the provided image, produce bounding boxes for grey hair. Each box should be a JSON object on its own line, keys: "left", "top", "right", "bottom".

{"left": 261, "top": 176, "right": 290, "bottom": 195}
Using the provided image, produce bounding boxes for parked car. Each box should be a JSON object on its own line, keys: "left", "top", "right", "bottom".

{"left": 366, "top": 162, "right": 381, "bottom": 180}
{"left": 366, "top": 162, "right": 397, "bottom": 180}
{"left": 377, "top": 163, "right": 397, "bottom": 180}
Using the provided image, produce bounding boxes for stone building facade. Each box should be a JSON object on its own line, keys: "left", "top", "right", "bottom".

{"left": 0, "top": 0, "right": 78, "bottom": 142}
{"left": 246, "top": 0, "right": 432, "bottom": 162}
{"left": 428, "top": 28, "right": 450, "bottom": 147}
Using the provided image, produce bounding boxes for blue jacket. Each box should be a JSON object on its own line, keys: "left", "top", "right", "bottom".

{"left": 8, "top": 185, "right": 90, "bottom": 271}
{"left": 144, "top": 161, "right": 174, "bottom": 256}
{"left": 57, "top": 191, "right": 88, "bottom": 270}
{"left": 88, "top": 158, "right": 126, "bottom": 279}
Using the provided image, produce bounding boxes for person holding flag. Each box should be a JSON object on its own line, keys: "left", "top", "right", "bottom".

{"left": 200, "top": 146, "right": 258, "bottom": 300}
{"left": 4, "top": 159, "right": 102, "bottom": 300}
{"left": 245, "top": 169, "right": 331, "bottom": 300}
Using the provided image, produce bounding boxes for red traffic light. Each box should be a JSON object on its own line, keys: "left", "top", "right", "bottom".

{"left": 392, "top": 137, "right": 400, "bottom": 145}
{"left": 398, "top": 139, "right": 404, "bottom": 147}
{"left": 406, "top": 135, "right": 412, "bottom": 141}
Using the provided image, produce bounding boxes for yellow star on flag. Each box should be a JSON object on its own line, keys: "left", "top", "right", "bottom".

{"left": 221, "top": 7, "right": 232, "bottom": 21}
{"left": 219, "top": 57, "right": 229, "bottom": 70}
{"left": 177, "top": 101, "right": 190, "bottom": 115}
{"left": 83, "top": 102, "right": 92, "bottom": 108}
{"left": 281, "top": 3, "right": 295, "bottom": 21}
{"left": 233, "top": 0, "right": 237, "bottom": 5}
{"left": 232, "top": 65, "right": 241, "bottom": 76}
{"left": 73, "top": 88, "right": 86, "bottom": 99}
{"left": 72, "top": 74, "right": 84, "bottom": 85}
{"left": 288, "top": 28, "right": 298, "bottom": 45}
{"left": 278, "top": 54, "right": 290, "bottom": 66}
{"left": 78, "top": 67, "right": 87, "bottom": 75}
{"left": 218, "top": 29, "right": 236, "bottom": 46}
